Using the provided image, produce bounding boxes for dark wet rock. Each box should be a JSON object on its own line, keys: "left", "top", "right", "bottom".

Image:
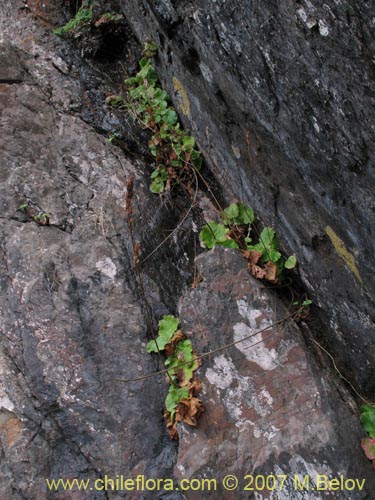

{"left": 177, "top": 248, "right": 375, "bottom": 499}
{"left": 0, "top": 2, "right": 196, "bottom": 498}
{"left": 120, "top": 0, "right": 375, "bottom": 397}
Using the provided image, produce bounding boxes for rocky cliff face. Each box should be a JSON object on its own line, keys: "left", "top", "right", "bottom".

{"left": 0, "top": 1, "right": 374, "bottom": 499}
{"left": 121, "top": 0, "right": 375, "bottom": 396}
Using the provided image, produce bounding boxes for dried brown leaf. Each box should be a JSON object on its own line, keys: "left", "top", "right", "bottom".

{"left": 165, "top": 330, "right": 186, "bottom": 356}
{"left": 248, "top": 263, "right": 266, "bottom": 280}
{"left": 187, "top": 378, "right": 203, "bottom": 396}
{"left": 191, "top": 275, "right": 203, "bottom": 289}
{"left": 176, "top": 397, "right": 205, "bottom": 427}
{"left": 264, "top": 261, "right": 278, "bottom": 283}
{"left": 94, "top": 16, "right": 110, "bottom": 27}
{"left": 243, "top": 250, "right": 262, "bottom": 265}
{"left": 164, "top": 411, "right": 178, "bottom": 440}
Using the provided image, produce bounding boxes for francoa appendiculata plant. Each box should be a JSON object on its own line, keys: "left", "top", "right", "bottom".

{"left": 106, "top": 42, "right": 202, "bottom": 194}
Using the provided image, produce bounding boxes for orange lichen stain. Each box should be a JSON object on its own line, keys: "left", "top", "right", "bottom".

{"left": 0, "top": 411, "right": 23, "bottom": 448}
{"left": 172, "top": 77, "right": 191, "bottom": 117}
{"left": 325, "top": 226, "right": 362, "bottom": 285}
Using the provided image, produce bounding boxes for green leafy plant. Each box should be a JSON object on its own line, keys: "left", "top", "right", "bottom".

{"left": 165, "top": 339, "right": 199, "bottom": 385}
{"left": 199, "top": 221, "right": 238, "bottom": 249}
{"left": 360, "top": 405, "right": 375, "bottom": 467}
{"left": 106, "top": 43, "right": 202, "bottom": 194}
{"left": 221, "top": 202, "right": 254, "bottom": 226}
{"left": 146, "top": 315, "right": 179, "bottom": 353}
{"left": 99, "top": 12, "right": 124, "bottom": 24}
{"left": 293, "top": 299, "right": 313, "bottom": 307}
{"left": 142, "top": 40, "right": 158, "bottom": 58}
{"left": 361, "top": 405, "right": 375, "bottom": 438}
{"left": 53, "top": 6, "right": 93, "bottom": 36}
{"left": 108, "top": 132, "right": 120, "bottom": 143}
{"left": 105, "top": 95, "right": 127, "bottom": 109}
{"left": 200, "top": 202, "right": 297, "bottom": 283}
{"left": 146, "top": 315, "right": 203, "bottom": 439}
{"left": 247, "top": 227, "right": 296, "bottom": 273}
{"left": 33, "top": 212, "right": 49, "bottom": 224}
{"left": 165, "top": 386, "right": 190, "bottom": 422}
{"left": 53, "top": 1, "right": 124, "bottom": 36}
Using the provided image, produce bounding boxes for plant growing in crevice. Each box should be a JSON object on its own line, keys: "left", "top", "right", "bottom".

{"left": 53, "top": 1, "right": 124, "bottom": 37}
{"left": 360, "top": 405, "right": 375, "bottom": 468}
{"left": 146, "top": 315, "right": 204, "bottom": 439}
{"left": 200, "top": 202, "right": 297, "bottom": 283}
{"left": 53, "top": 4, "right": 94, "bottom": 36}
{"left": 19, "top": 203, "right": 50, "bottom": 226}
{"left": 106, "top": 42, "right": 202, "bottom": 194}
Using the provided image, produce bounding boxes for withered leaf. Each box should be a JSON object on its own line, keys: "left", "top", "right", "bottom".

{"left": 165, "top": 330, "right": 186, "bottom": 356}
{"left": 264, "top": 261, "right": 278, "bottom": 283}
{"left": 248, "top": 263, "right": 266, "bottom": 280}
{"left": 247, "top": 250, "right": 263, "bottom": 265}
{"left": 242, "top": 250, "right": 262, "bottom": 265}
{"left": 176, "top": 397, "right": 205, "bottom": 427}
{"left": 191, "top": 275, "right": 203, "bottom": 289}
{"left": 187, "top": 378, "right": 203, "bottom": 396}
{"left": 164, "top": 411, "right": 179, "bottom": 440}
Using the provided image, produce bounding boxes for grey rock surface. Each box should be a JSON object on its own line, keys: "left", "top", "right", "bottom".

{"left": 178, "top": 248, "right": 375, "bottom": 499}
{"left": 0, "top": 1, "right": 193, "bottom": 498}
{"left": 121, "top": 0, "right": 375, "bottom": 396}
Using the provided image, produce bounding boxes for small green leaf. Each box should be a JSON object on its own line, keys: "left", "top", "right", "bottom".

{"left": 188, "top": 150, "right": 202, "bottom": 170}
{"left": 143, "top": 40, "right": 158, "bottom": 58}
{"left": 165, "top": 339, "right": 198, "bottom": 384}
{"left": 222, "top": 203, "right": 239, "bottom": 223}
{"left": 269, "top": 249, "right": 282, "bottom": 263}
{"left": 125, "top": 77, "right": 138, "bottom": 87}
{"left": 164, "top": 109, "right": 178, "bottom": 126}
{"left": 182, "top": 135, "right": 195, "bottom": 151}
{"left": 259, "top": 227, "right": 276, "bottom": 249}
{"left": 302, "top": 299, "right": 312, "bottom": 306}
{"left": 247, "top": 242, "right": 264, "bottom": 253}
{"left": 285, "top": 255, "right": 297, "bottom": 269}
{"left": 199, "top": 221, "right": 229, "bottom": 249}
{"left": 218, "top": 238, "right": 239, "bottom": 249}
{"left": 165, "top": 385, "right": 189, "bottom": 421}
{"left": 146, "top": 315, "right": 179, "bottom": 353}
{"left": 237, "top": 203, "right": 255, "bottom": 224}
{"left": 360, "top": 405, "right": 375, "bottom": 438}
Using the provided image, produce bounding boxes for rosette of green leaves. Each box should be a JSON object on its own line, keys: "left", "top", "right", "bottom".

{"left": 247, "top": 227, "right": 296, "bottom": 271}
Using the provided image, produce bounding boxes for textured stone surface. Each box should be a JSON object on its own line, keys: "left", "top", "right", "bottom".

{"left": 178, "top": 248, "right": 375, "bottom": 499}
{"left": 121, "top": 0, "right": 375, "bottom": 396}
{"left": 0, "top": 1, "right": 194, "bottom": 498}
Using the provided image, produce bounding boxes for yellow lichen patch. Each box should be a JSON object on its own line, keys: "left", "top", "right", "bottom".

{"left": 325, "top": 226, "right": 362, "bottom": 284}
{"left": 172, "top": 77, "right": 191, "bottom": 117}
{"left": 0, "top": 411, "right": 23, "bottom": 448}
